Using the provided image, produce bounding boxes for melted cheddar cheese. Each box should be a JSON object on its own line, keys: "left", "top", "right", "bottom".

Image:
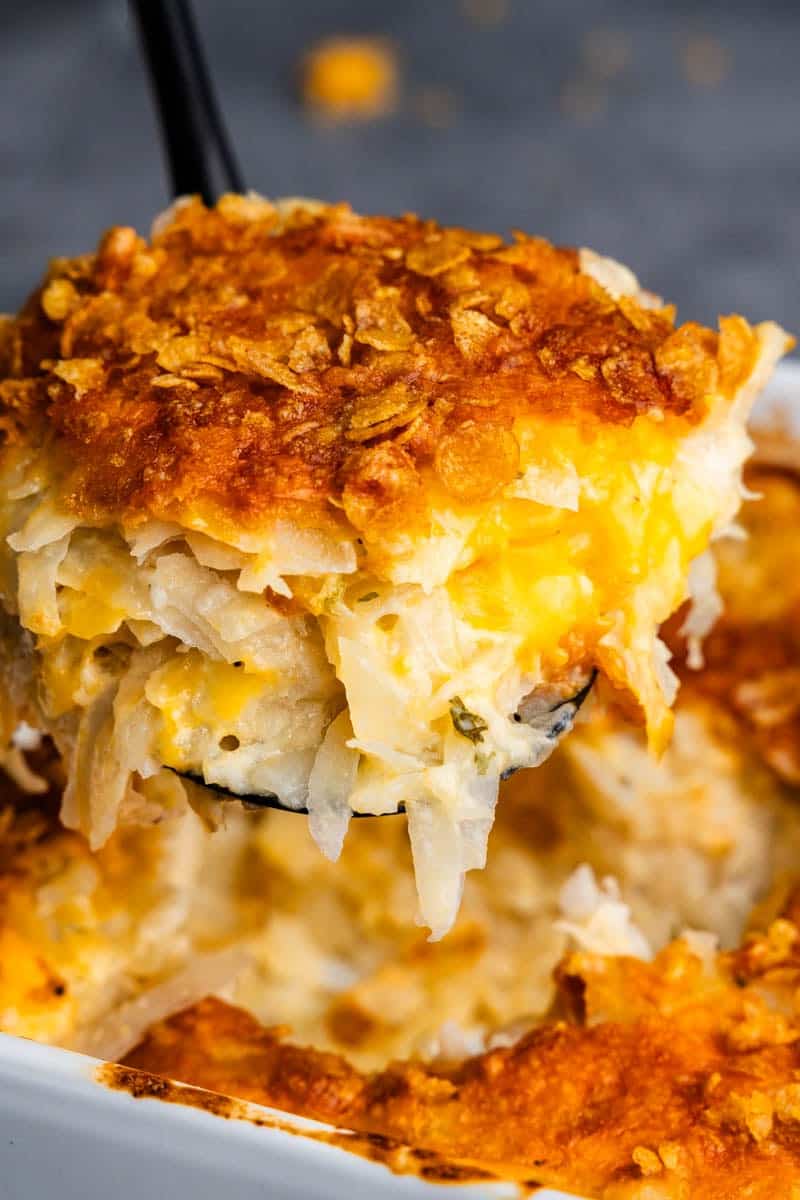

{"left": 145, "top": 653, "right": 275, "bottom": 771}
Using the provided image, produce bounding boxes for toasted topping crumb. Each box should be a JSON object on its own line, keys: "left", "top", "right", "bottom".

{"left": 0, "top": 197, "right": 766, "bottom": 533}
{"left": 301, "top": 37, "right": 398, "bottom": 120}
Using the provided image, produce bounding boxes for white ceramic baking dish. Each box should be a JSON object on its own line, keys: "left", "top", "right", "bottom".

{"left": 1, "top": 359, "right": 797, "bottom": 1200}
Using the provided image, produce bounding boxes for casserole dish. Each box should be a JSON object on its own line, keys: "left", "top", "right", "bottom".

{"left": 0, "top": 1024, "right": 562, "bottom": 1199}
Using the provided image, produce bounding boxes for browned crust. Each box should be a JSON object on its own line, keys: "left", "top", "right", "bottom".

{"left": 97, "top": 1062, "right": 502, "bottom": 1187}
{"left": 667, "top": 456, "right": 800, "bottom": 784}
{"left": 124, "top": 904, "right": 800, "bottom": 1199}
{"left": 0, "top": 196, "right": 757, "bottom": 532}
{"left": 681, "top": 619, "right": 800, "bottom": 785}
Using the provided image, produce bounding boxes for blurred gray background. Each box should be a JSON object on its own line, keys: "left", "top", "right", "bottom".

{"left": 2, "top": 0, "right": 798, "bottom": 331}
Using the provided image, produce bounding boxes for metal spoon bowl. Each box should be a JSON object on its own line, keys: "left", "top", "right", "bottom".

{"left": 174, "top": 672, "right": 596, "bottom": 815}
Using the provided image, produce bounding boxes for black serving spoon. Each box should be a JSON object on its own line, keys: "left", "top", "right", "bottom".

{"left": 131, "top": 0, "right": 595, "bottom": 815}
{"left": 176, "top": 676, "right": 596, "bottom": 816}
{"left": 130, "top": 0, "right": 243, "bottom": 202}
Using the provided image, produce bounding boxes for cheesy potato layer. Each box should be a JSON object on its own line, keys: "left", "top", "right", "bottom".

{"left": 0, "top": 195, "right": 789, "bottom": 935}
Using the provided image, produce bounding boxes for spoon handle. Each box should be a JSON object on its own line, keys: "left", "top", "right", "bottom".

{"left": 130, "top": 0, "right": 244, "bottom": 203}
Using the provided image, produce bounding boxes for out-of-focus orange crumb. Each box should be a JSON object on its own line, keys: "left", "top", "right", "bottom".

{"left": 681, "top": 35, "right": 732, "bottom": 89}
{"left": 301, "top": 36, "right": 398, "bottom": 120}
{"left": 582, "top": 28, "right": 633, "bottom": 79}
{"left": 560, "top": 28, "right": 633, "bottom": 125}
{"left": 413, "top": 85, "right": 460, "bottom": 130}
{"left": 460, "top": 0, "right": 509, "bottom": 29}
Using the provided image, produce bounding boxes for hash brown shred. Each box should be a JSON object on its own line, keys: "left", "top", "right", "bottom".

{"left": 0, "top": 194, "right": 761, "bottom": 531}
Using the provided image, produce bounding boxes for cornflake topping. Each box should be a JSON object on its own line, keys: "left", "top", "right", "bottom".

{"left": 0, "top": 195, "right": 759, "bottom": 532}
